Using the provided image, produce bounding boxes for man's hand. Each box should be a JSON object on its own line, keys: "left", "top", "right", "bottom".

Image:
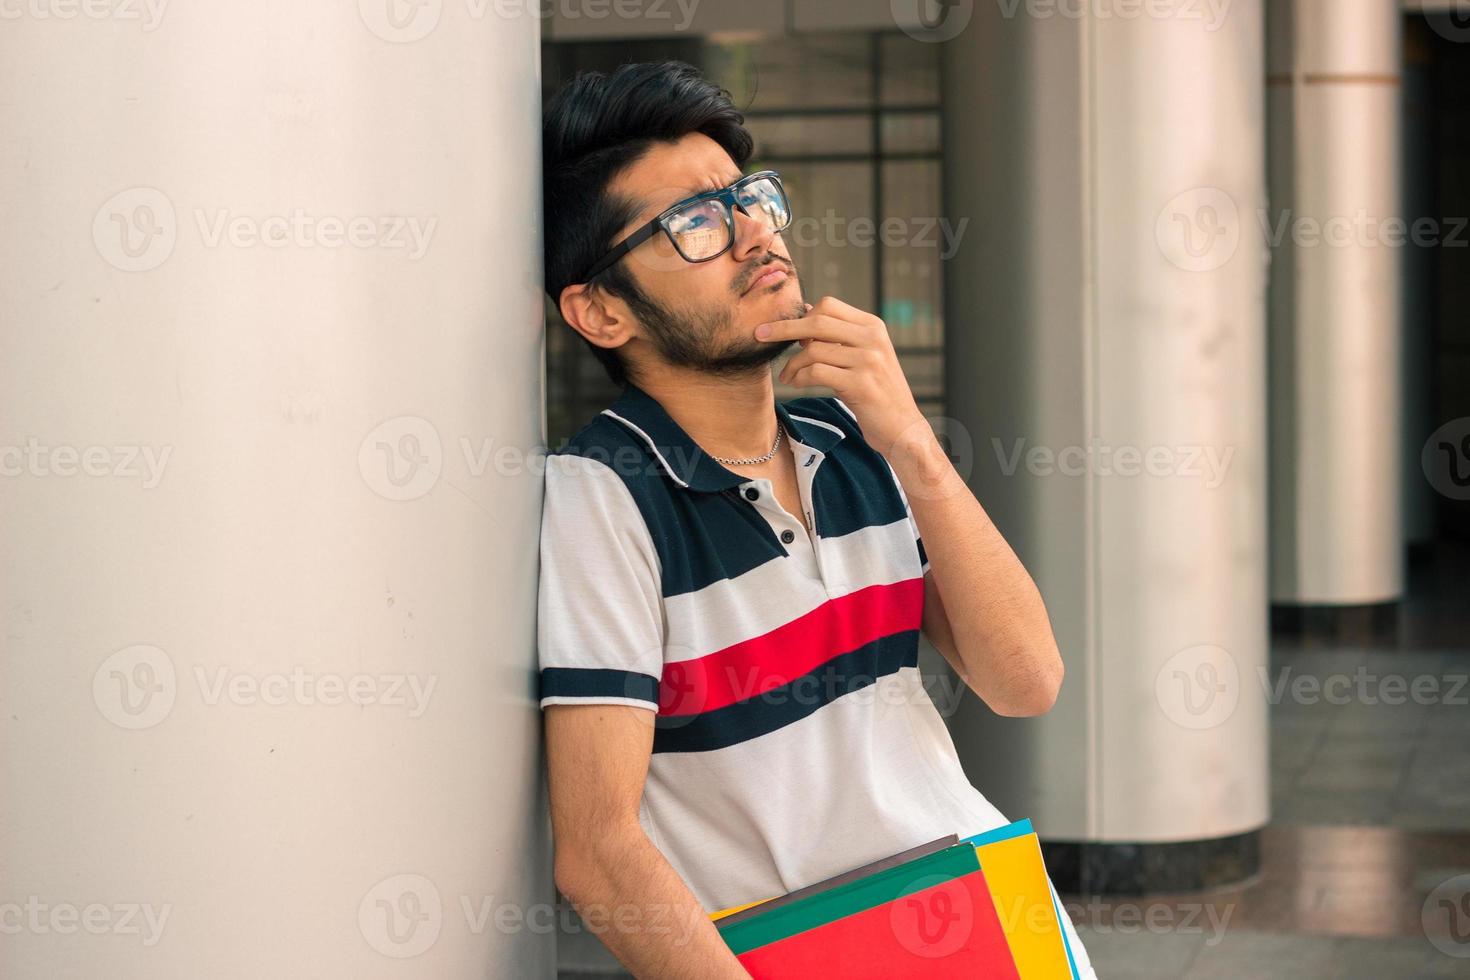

{"left": 757, "top": 296, "right": 929, "bottom": 458}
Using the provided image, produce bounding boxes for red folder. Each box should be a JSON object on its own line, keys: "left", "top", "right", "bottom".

{"left": 732, "top": 867, "right": 1020, "bottom": 979}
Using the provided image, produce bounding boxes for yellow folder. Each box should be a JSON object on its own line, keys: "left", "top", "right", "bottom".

{"left": 972, "top": 832, "right": 1073, "bottom": 980}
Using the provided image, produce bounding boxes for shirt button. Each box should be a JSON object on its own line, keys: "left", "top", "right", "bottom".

{"left": 744, "top": 487, "right": 759, "bottom": 500}
{"left": 780, "top": 529, "right": 795, "bottom": 544}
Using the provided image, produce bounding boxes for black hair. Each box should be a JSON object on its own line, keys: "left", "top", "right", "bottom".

{"left": 542, "top": 60, "right": 754, "bottom": 386}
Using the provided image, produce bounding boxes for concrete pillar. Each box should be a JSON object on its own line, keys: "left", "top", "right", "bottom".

{"left": 1401, "top": 18, "right": 1438, "bottom": 550}
{"left": 1267, "top": 0, "right": 1405, "bottom": 603}
{"left": 0, "top": 5, "right": 552, "bottom": 977}
{"left": 941, "top": 1, "right": 1269, "bottom": 890}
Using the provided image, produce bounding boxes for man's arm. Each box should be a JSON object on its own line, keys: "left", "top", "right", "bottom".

{"left": 899, "top": 445, "right": 1064, "bottom": 717}
{"left": 764, "top": 295, "right": 1063, "bottom": 717}
{"left": 546, "top": 702, "right": 750, "bottom": 979}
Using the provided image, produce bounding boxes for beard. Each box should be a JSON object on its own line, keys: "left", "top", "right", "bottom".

{"left": 618, "top": 262, "right": 806, "bottom": 380}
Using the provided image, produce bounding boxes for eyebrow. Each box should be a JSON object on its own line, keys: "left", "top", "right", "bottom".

{"left": 685, "top": 173, "right": 745, "bottom": 199}
{"left": 632, "top": 174, "right": 746, "bottom": 225}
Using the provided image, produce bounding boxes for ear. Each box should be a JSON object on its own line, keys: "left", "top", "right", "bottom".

{"left": 559, "top": 282, "right": 636, "bottom": 352}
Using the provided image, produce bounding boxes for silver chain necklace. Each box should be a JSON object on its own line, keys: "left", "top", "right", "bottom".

{"left": 709, "top": 420, "right": 784, "bottom": 466}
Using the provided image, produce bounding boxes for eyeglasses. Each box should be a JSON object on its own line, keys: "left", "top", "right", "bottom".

{"left": 582, "top": 170, "right": 792, "bottom": 282}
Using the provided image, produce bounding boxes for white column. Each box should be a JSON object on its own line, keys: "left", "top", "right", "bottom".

{"left": 1267, "top": 0, "right": 1405, "bottom": 603}
{"left": 941, "top": 1, "right": 1269, "bottom": 851}
{"left": 0, "top": 4, "right": 552, "bottom": 978}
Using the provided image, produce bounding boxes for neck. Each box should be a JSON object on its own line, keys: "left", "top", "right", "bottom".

{"left": 631, "top": 367, "right": 779, "bottom": 462}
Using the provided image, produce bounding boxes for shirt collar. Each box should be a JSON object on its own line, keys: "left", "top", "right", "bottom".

{"left": 602, "top": 381, "right": 845, "bottom": 492}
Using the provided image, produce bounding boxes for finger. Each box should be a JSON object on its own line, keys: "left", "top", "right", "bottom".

{"left": 810, "top": 295, "right": 882, "bottom": 328}
{"left": 783, "top": 360, "right": 850, "bottom": 391}
{"left": 778, "top": 341, "right": 865, "bottom": 383}
{"left": 757, "top": 312, "right": 865, "bottom": 346}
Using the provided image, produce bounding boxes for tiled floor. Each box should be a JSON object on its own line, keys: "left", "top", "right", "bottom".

{"left": 1072, "top": 541, "right": 1470, "bottom": 977}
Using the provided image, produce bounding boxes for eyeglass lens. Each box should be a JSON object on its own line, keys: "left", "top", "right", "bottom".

{"left": 665, "top": 176, "right": 790, "bottom": 261}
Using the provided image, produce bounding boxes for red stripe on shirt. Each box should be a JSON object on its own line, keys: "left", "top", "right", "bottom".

{"left": 657, "top": 577, "right": 925, "bottom": 716}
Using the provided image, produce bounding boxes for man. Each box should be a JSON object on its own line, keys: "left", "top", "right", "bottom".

{"left": 538, "top": 61, "right": 1096, "bottom": 978}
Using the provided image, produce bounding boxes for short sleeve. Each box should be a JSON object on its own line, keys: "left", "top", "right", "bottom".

{"left": 537, "top": 453, "right": 665, "bottom": 711}
{"left": 886, "top": 460, "right": 931, "bottom": 576}
{"left": 835, "top": 396, "right": 931, "bottom": 577}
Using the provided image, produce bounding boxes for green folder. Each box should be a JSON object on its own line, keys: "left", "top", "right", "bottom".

{"left": 718, "top": 842, "right": 982, "bottom": 956}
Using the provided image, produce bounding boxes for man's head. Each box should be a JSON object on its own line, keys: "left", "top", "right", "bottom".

{"left": 542, "top": 61, "right": 806, "bottom": 387}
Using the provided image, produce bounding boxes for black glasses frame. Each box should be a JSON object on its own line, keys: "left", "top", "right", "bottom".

{"left": 581, "top": 170, "right": 791, "bottom": 282}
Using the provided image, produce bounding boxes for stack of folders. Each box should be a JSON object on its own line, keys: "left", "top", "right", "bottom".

{"left": 709, "top": 819, "right": 1081, "bottom": 979}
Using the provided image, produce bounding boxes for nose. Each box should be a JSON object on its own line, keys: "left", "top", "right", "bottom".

{"left": 730, "top": 203, "right": 778, "bottom": 261}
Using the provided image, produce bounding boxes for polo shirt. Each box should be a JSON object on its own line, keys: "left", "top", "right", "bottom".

{"left": 536, "top": 381, "right": 1094, "bottom": 976}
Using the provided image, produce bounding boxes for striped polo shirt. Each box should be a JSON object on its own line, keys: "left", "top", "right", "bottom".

{"left": 536, "top": 381, "right": 1089, "bottom": 969}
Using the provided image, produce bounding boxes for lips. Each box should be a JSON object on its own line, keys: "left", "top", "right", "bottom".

{"left": 744, "top": 265, "right": 790, "bottom": 295}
